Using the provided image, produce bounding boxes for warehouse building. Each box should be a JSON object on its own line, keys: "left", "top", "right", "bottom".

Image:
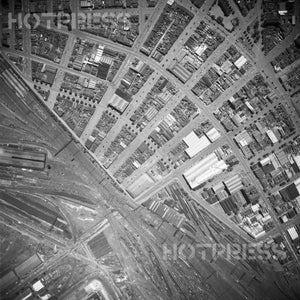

{"left": 14, "top": 288, "right": 33, "bottom": 300}
{"left": 223, "top": 174, "right": 243, "bottom": 194}
{"left": 280, "top": 183, "right": 299, "bottom": 201}
{"left": 169, "top": 61, "right": 192, "bottom": 83}
{"left": 108, "top": 94, "right": 129, "bottom": 113}
{"left": 0, "top": 270, "right": 18, "bottom": 291}
{"left": 183, "top": 153, "right": 228, "bottom": 190}
{"left": 234, "top": 130, "right": 253, "bottom": 147}
{"left": 148, "top": 200, "right": 186, "bottom": 228}
{"left": 88, "top": 231, "right": 112, "bottom": 260}
{"left": 183, "top": 131, "right": 211, "bottom": 158}
{"left": 205, "top": 127, "right": 221, "bottom": 142}
{"left": 287, "top": 226, "right": 299, "bottom": 241}
{"left": 15, "top": 254, "right": 43, "bottom": 278}
{"left": 126, "top": 173, "right": 154, "bottom": 198}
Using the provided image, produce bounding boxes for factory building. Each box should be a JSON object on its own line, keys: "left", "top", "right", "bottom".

{"left": 183, "top": 153, "right": 228, "bottom": 190}
{"left": 183, "top": 131, "right": 211, "bottom": 158}
{"left": 223, "top": 174, "right": 243, "bottom": 194}
{"left": 205, "top": 127, "right": 221, "bottom": 142}
{"left": 126, "top": 173, "right": 154, "bottom": 198}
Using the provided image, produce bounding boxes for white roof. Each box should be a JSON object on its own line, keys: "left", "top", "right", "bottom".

{"left": 294, "top": 177, "right": 300, "bottom": 194}
{"left": 260, "top": 156, "right": 270, "bottom": 166}
{"left": 239, "top": 138, "right": 248, "bottom": 147}
{"left": 132, "top": 60, "right": 144, "bottom": 72}
{"left": 234, "top": 56, "right": 247, "bottom": 68}
{"left": 184, "top": 153, "right": 218, "bottom": 178}
{"left": 206, "top": 127, "right": 220, "bottom": 142}
{"left": 224, "top": 174, "right": 243, "bottom": 193}
{"left": 21, "top": 292, "right": 33, "bottom": 300}
{"left": 159, "top": 90, "right": 172, "bottom": 103}
{"left": 127, "top": 173, "right": 154, "bottom": 198}
{"left": 224, "top": 173, "right": 240, "bottom": 185}
{"left": 85, "top": 279, "right": 101, "bottom": 293}
{"left": 220, "top": 60, "right": 233, "bottom": 73}
{"left": 212, "top": 181, "right": 225, "bottom": 192}
{"left": 183, "top": 131, "right": 211, "bottom": 158}
{"left": 32, "top": 280, "right": 44, "bottom": 291}
{"left": 187, "top": 137, "right": 210, "bottom": 158}
{"left": 292, "top": 155, "right": 300, "bottom": 169}
{"left": 251, "top": 203, "right": 260, "bottom": 213}
{"left": 164, "top": 114, "right": 176, "bottom": 126}
{"left": 183, "top": 153, "right": 228, "bottom": 189}
{"left": 250, "top": 229, "right": 266, "bottom": 239}
{"left": 235, "top": 130, "right": 252, "bottom": 144}
{"left": 183, "top": 131, "right": 199, "bottom": 147}
{"left": 213, "top": 63, "right": 223, "bottom": 76}
{"left": 194, "top": 161, "right": 227, "bottom": 186}
{"left": 262, "top": 215, "right": 271, "bottom": 223}
{"left": 109, "top": 94, "right": 129, "bottom": 113}
{"left": 269, "top": 153, "right": 280, "bottom": 169}
{"left": 266, "top": 130, "right": 278, "bottom": 144}
{"left": 245, "top": 101, "right": 254, "bottom": 112}
{"left": 120, "top": 141, "right": 127, "bottom": 149}
{"left": 133, "top": 160, "right": 141, "bottom": 169}
{"left": 196, "top": 43, "right": 207, "bottom": 56}
{"left": 287, "top": 227, "right": 299, "bottom": 240}
{"left": 88, "top": 136, "right": 96, "bottom": 142}
{"left": 294, "top": 177, "right": 300, "bottom": 186}
{"left": 94, "top": 54, "right": 102, "bottom": 63}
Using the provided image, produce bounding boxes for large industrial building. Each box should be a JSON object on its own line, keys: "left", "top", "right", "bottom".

{"left": 126, "top": 173, "right": 155, "bottom": 198}
{"left": 183, "top": 153, "right": 228, "bottom": 190}
{"left": 183, "top": 131, "right": 211, "bottom": 158}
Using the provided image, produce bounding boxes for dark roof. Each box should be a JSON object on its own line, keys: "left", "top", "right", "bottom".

{"left": 0, "top": 271, "right": 18, "bottom": 291}
{"left": 115, "top": 88, "right": 132, "bottom": 102}
{"left": 103, "top": 48, "right": 118, "bottom": 57}
{"left": 280, "top": 183, "right": 299, "bottom": 201}
{"left": 14, "top": 288, "right": 33, "bottom": 300}
{"left": 88, "top": 231, "right": 112, "bottom": 259}
{"left": 205, "top": 196, "right": 218, "bottom": 204}
{"left": 261, "top": 163, "right": 275, "bottom": 174}
{"left": 15, "top": 254, "right": 42, "bottom": 277}
{"left": 97, "top": 63, "right": 110, "bottom": 80}
{"left": 219, "top": 197, "right": 238, "bottom": 215}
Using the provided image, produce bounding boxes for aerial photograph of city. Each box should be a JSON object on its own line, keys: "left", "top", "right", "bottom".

{"left": 0, "top": 0, "right": 300, "bottom": 299}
